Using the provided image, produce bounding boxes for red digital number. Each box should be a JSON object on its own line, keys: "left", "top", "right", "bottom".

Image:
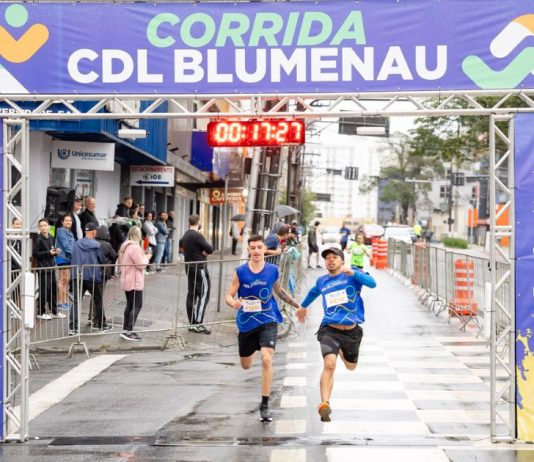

{"left": 207, "top": 119, "right": 305, "bottom": 147}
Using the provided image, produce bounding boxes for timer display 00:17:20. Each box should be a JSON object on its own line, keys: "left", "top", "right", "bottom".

{"left": 207, "top": 119, "right": 305, "bottom": 147}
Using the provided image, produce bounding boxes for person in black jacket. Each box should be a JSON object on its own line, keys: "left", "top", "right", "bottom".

{"left": 115, "top": 196, "right": 133, "bottom": 218}
{"left": 179, "top": 214, "right": 213, "bottom": 334}
{"left": 96, "top": 225, "right": 118, "bottom": 281}
{"left": 79, "top": 197, "right": 99, "bottom": 236}
{"left": 32, "top": 218, "right": 64, "bottom": 320}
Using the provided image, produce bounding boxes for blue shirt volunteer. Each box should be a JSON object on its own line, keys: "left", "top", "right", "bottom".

{"left": 236, "top": 262, "right": 283, "bottom": 332}
{"left": 301, "top": 270, "right": 376, "bottom": 326}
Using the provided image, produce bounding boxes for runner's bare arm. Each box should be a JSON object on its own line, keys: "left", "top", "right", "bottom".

{"left": 273, "top": 281, "right": 300, "bottom": 309}
{"left": 225, "top": 271, "right": 242, "bottom": 309}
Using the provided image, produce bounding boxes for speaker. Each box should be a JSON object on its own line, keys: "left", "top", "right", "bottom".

{"left": 44, "top": 187, "right": 76, "bottom": 223}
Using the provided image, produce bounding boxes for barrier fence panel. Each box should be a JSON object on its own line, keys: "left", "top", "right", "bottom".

{"left": 24, "top": 247, "right": 304, "bottom": 352}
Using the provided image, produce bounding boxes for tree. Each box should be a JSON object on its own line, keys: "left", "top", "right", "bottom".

{"left": 279, "top": 188, "right": 317, "bottom": 229}
{"left": 361, "top": 133, "right": 442, "bottom": 224}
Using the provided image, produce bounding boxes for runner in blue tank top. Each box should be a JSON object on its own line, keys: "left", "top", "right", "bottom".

{"left": 296, "top": 247, "right": 376, "bottom": 423}
{"left": 226, "top": 234, "right": 302, "bottom": 423}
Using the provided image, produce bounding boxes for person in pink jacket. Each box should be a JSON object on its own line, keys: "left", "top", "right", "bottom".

{"left": 118, "top": 226, "right": 151, "bottom": 341}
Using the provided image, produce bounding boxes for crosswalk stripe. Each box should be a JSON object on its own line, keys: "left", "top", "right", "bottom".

{"left": 326, "top": 447, "right": 448, "bottom": 462}
{"left": 329, "top": 398, "right": 416, "bottom": 410}
{"left": 406, "top": 390, "right": 489, "bottom": 401}
{"left": 280, "top": 395, "right": 307, "bottom": 408}
{"left": 275, "top": 419, "right": 307, "bottom": 435}
{"left": 322, "top": 421, "right": 430, "bottom": 435}
{"left": 398, "top": 373, "right": 484, "bottom": 384}
{"left": 271, "top": 449, "right": 306, "bottom": 462}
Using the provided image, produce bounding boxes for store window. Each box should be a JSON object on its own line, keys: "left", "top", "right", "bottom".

{"left": 50, "top": 168, "right": 94, "bottom": 199}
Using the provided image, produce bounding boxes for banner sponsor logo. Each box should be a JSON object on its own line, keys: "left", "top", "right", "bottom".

{"left": 51, "top": 140, "right": 115, "bottom": 171}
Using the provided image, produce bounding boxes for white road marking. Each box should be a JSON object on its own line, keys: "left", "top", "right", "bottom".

{"left": 322, "top": 421, "right": 430, "bottom": 435}
{"left": 326, "top": 447, "right": 448, "bottom": 462}
{"left": 335, "top": 381, "right": 405, "bottom": 391}
{"left": 399, "top": 373, "right": 484, "bottom": 384}
{"left": 283, "top": 377, "right": 307, "bottom": 387}
{"left": 19, "top": 354, "right": 125, "bottom": 422}
{"left": 330, "top": 398, "right": 416, "bottom": 410}
{"left": 394, "top": 361, "right": 469, "bottom": 369}
{"left": 275, "top": 419, "right": 307, "bottom": 435}
{"left": 271, "top": 449, "right": 306, "bottom": 462}
{"left": 285, "top": 363, "right": 309, "bottom": 370}
{"left": 287, "top": 352, "right": 307, "bottom": 359}
{"left": 418, "top": 410, "right": 492, "bottom": 423}
{"left": 406, "top": 390, "right": 490, "bottom": 401}
{"left": 280, "top": 395, "right": 307, "bottom": 408}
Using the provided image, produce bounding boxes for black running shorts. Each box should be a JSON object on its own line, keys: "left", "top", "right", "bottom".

{"left": 316, "top": 324, "right": 363, "bottom": 364}
{"left": 309, "top": 244, "right": 319, "bottom": 254}
{"left": 238, "top": 322, "right": 278, "bottom": 358}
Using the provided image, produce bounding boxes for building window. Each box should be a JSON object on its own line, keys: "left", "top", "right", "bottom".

{"left": 439, "top": 185, "right": 451, "bottom": 199}
{"left": 326, "top": 168, "right": 343, "bottom": 175}
{"left": 315, "top": 193, "right": 331, "bottom": 202}
{"left": 344, "top": 166, "right": 359, "bottom": 180}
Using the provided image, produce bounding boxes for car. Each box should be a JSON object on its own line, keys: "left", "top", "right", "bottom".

{"left": 383, "top": 225, "right": 416, "bottom": 244}
{"left": 320, "top": 226, "right": 342, "bottom": 244}
{"left": 356, "top": 224, "right": 384, "bottom": 245}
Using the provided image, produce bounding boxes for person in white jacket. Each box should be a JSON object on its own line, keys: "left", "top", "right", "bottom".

{"left": 142, "top": 212, "right": 158, "bottom": 272}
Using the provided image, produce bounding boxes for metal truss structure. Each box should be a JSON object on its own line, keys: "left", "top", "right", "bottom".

{"left": 1, "top": 89, "right": 534, "bottom": 119}
{"left": 2, "top": 119, "right": 30, "bottom": 441}
{"left": 489, "top": 115, "right": 515, "bottom": 443}
{"left": 1, "top": 89, "right": 526, "bottom": 442}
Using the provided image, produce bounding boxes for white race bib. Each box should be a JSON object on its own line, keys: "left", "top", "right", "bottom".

{"left": 242, "top": 299, "right": 262, "bottom": 313}
{"left": 325, "top": 289, "right": 349, "bottom": 308}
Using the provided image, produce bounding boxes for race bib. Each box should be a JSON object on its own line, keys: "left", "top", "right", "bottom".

{"left": 352, "top": 246, "right": 364, "bottom": 255}
{"left": 325, "top": 289, "right": 348, "bottom": 307}
{"left": 242, "top": 299, "right": 262, "bottom": 313}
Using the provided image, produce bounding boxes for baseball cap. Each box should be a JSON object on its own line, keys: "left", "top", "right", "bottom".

{"left": 84, "top": 222, "right": 98, "bottom": 232}
{"left": 321, "top": 247, "right": 344, "bottom": 260}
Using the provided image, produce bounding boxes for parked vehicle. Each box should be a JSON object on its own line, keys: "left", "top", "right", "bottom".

{"left": 383, "top": 225, "right": 416, "bottom": 244}
{"left": 356, "top": 224, "right": 384, "bottom": 245}
{"left": 320, "top": 226, "right": 342, "bottom": 244}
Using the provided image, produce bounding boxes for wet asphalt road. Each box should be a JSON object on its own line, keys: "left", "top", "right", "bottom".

{"left": 1, "top": 268, "right": 533, "bottom": 462}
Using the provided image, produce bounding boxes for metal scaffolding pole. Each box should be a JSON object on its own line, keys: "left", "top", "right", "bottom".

{"left": 489, "top": 114, "right": 516, "bottom": 442}
{"left": 2, "top": 119, "right": 30, "bottom": 442}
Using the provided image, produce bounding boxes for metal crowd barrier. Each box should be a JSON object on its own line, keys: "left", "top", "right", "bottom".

{"left": 387, "top": 239, "right": 510, "bottom": 335}
{"left": 25, "top": 247, "right": 304, "bottom": 356}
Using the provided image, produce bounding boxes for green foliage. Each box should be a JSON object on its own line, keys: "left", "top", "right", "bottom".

{"left": 443, "top": 237, "right": 469, "bottom": 249}
{"left": 301, "top": 189, "right": 317, "bottom": 228}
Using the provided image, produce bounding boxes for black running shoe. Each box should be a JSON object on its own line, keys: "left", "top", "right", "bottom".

{"left": 196, "top": 325, "right": 211, "bottom": 335}
{"left": 260, "top": 405, "right": 272, "bottom": 423}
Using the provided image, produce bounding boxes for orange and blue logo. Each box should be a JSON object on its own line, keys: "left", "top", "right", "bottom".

{"left": 463, "top": 15, "right": 534, "bottom": 89}
{"left": 0, "top": 4, "right": 48, "bottom": 63}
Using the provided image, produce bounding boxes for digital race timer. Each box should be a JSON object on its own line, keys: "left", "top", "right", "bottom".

{"left": 207, "top": 119, "right": 305, "bottom": 147}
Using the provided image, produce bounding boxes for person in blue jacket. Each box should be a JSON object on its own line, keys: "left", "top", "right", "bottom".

{"left": 296, "top": 247, "right": 376, "bottom": 423}
{"left": 225, "top": 234, "right": 302, "bottom": 423}
{"left": 55, "top": 213, "right": 75, "bottom": 310}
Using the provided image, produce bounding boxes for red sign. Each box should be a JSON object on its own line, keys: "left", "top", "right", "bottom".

{"left": 207, "top": 119, "right": 305, "bottom": 147}
{"left": 209, "top": 188, "right": 243, "bottom": 205}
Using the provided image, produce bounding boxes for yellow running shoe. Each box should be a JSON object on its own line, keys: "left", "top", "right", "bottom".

{"left": 317, "top": 401, "right": 332, "bottom": 422}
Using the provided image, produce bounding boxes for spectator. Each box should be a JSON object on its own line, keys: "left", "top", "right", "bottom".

{"left": 96, "top": 225, "right": 118, "bottom": 282}
{"left": 308, "top": 221, "right": 320, "bottom": 269}
{"left": 230, "top": 220, "right": 240, "bottom": 256}
{"left": 154, "top": 212, "right": 169, "bottom": 271}
{"left": 69, "top": 222, "right": 109, "bottom": 334}
{"left": 32, "top": 218, "right": 64, "bottom": 320}
{"left": 79, "top": 197, "right": 98, "bottom": 236}
{"left": 71, "top": 197, "right": 83, "bottom": 240}
{"left": 339, "top": 223, "right": 351, "bottom": 252}
{"left": 11, "top": 217, "right": 22, "bottom": 273}
{"left": 55, "top": 213, "right": 75, "bottom": 310}
{"left": 142, "top": 212, "right": 158, "bottom": 270}
{"left": 138, "top": 203, "right": 145, "bottom": 219}
{"left": 118, "top": 226, "right": 150, "bottom": 342}
{"left": 272, "top": 218, "right": 285, "bottom": 234}
{"left": 164, "top": 210, "right": 176, "bottom": 264}
{"left": 115, "top": 196, "right": 133, "bottom": 218}
{"left": 179, "top": 214, "right": 213, "bottom": 334}
{"left": 290, "top": 220, "right": 301, "bottom": 242}
{"left": 265, "top": 225, "right": 290, "bottom": 265}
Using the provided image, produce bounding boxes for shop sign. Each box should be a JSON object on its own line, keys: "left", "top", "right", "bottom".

{"left": 130, "top": 165, "right": 175, "bottom": 187}
{"left": 51, "top": 140, "right": 115, "bottom": 171}
{"left": 208, "top": 188, "right": 243, "bottom": 205}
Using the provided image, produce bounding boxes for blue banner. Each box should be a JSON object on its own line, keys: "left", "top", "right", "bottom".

{"left": 2, "top": 1, "right": 534, "bottom": 94}
{"left": 0, "top": 119, "right": 3, "bottom": 439}
{"left": 514, "top": 114, "right": 534, "bottom": 441}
